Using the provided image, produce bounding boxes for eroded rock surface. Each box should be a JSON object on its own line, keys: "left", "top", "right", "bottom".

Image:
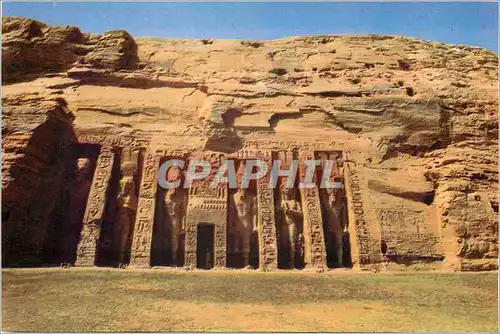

{"left": 2, "top": 17, "right": 497, "bottom": 271}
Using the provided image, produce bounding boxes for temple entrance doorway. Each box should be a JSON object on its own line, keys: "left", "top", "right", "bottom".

{"left": 197, "top": 224, "right": 215, "bottom": 269}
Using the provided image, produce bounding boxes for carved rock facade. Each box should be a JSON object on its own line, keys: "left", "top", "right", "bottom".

{"left": 2, "top": 17, "right": 498, "bottom": 271}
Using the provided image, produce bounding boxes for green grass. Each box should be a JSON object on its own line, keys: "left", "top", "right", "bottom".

{"left": 2, "top": 268, "right": 498, "bottom": 332}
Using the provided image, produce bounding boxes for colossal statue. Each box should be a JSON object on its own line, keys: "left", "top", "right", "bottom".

{"left": 115, "top": 160, "right": 138, "bottom": 267}
{"left": 229, "top": 161, "right": 258, "bottom": 268}
{"left": 277, "top": 181, "right": 303, "bottom": 269}
{"left": 233, "top": 187, "right": 257, "bottom": 268}
{"left": 62, "top": 157, "right": 92, "bottom": 265}
{"left": 163, "top": 165, "right": 185, "bottom": 266}
{"left": 321, "top": 185, "right": 348, "bottom": 268}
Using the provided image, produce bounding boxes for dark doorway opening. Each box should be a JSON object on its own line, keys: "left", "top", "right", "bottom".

{"left": 197, "top": 224, "right": 215, "bottom": 269}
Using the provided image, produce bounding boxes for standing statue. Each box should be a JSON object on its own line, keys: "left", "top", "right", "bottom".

{"left": 321, "top": 186, "right": 348, "bottom": 268}
{"left": 278, "top": 182, "right": 303, "bottom": 269}
{"left": 233, "top": 187, "right": 258, "bottom": 268}
{"left": 62, "top": 157, "right": 92, "bottom": 266}
{"left": 115, "top": 160, "right": 138, "bottom": 267}
{"left": 163, "top": 165, "right": 185, "bottom": 266}
{"left": 163, "top": 189, "right": 183, "bottom": 265}
{"left": 156, "top": 164, "right": 185, "bottom": 266}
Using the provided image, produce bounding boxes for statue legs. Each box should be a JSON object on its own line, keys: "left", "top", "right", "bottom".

{"left": 290, "top": 224, "right": 298, "bottom": 268}
{"left": 63, "top": 220, "right": 79, "bottom": 264}
{"left": 329, "top": 230, "right": 343, "bottom": 268}
{"left": 241, "top": 229, "right": 252, "bottom": 268}
{"left": 170, "top": 220, "right": 181, "bottom": 266}
{"left": 116, "top": 208, "right": 133, "bottom": 265}
{"left": 287, "top": 223, "right": 297, "bottom": 269}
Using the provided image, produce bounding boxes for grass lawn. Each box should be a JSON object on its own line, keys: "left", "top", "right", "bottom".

{"left": 2, "top": 268, "right": 498, "bottom": 332}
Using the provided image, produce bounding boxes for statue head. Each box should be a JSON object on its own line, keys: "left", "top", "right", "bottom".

{"left": 166, "top": 165, "right": 183, "bottom": 183}
{"left": 121, "top": 161, "right": 138, "bottom": 177}
{"left": 281, "top": 187, "right": 295, "bottom": 201}
{"left": 279, "top": 177, "right": 295, "bottom": 200}
{"left": 75, "top": 158, "right": 91, "bottom": 179}
{"left": 235, "top": 160, "right": 246, "bottom": 189}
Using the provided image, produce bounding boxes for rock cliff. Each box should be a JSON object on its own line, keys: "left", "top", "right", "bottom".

{"left": 2, "top": 16, "right": 497, "bottom": 270}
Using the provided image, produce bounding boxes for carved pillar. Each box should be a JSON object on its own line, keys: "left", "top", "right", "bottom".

{"left": 344, "top": 161, "right": 369, "bottom": 266}
{"left": 75, "top": 147, "right": 114, "bottom": 266}
{"left": 129, "top": 151, "right": 161, "bottom": 267}
{"left": 298, "top": 150, "right": 327, "bottom": 268}
{"left": 257, "top": 158, "right": 278, "bottom": 271}
{"left": 184, "top": 211, "right": 197, "bottom": 268}
{"left": 214, "top": 211, "right": 227, "bottom": 268}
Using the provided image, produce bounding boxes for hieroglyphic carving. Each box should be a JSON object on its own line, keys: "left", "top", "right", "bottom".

{"left": 378, "top": 209, "right": 441, "bottom": 257}
{"left": 155, "top": 148, "right": 192, "bottom": 159}
{"left": 77, "top": 134, "right": 151, "bottom": 150}
{"left": 298, "top": 150, "right": 327, "bottom": 268}
{"left": 184, "top": 212, "right": 198, "bottom": 267}
{"left": 242, "top": 140, "right": 345, "bottom": 152}
{"left": 257, "top": 156, "right": 278, "bottom": 271}
{"left": 214, "top": 216, "right": 227, "bottom": 267}
{"left": 345, "top": 162, "right": 370, "bottom": 264}
{"left": 129, "top": 151, "right": 161, "bottom": 267}
{"left": 75, "top": 147, "right": 114, "bottom": 266}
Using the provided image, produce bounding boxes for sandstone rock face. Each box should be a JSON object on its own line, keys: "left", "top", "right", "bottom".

{"left": 2, "top": 17, "right": 497, "bottom": 271}
{"left": 2, "top": 17, "right": 137, "bottom": 82}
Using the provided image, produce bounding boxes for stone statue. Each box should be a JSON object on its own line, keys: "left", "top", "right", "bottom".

{"left": 233, "top": 187, "right": 257, "bottom": 268}
{"left": 321, "top": 186, "right": 348, "bottom": 268}
{"left": 163, "top": 188, "right": 184, "bottom": 266}
{"left": 162, "top": 165, "right": 185, "bottom": 266}
{"left": 62, "top": 157, "right": 92, "bottom": 265}
{"left": 278, "top": 183, "right": 302, "bottom": 269}
{"left": 115, "top": 160, "right": 138, "bottom": 267}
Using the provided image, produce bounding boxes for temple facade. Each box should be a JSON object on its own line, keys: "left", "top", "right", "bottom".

{"left": 42, "top": 138, "right": 372, "bottom": 271}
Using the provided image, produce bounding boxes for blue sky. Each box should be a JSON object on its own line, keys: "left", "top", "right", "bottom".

{"left": 2, "top": 2, "right": 498, "bottom": 51}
